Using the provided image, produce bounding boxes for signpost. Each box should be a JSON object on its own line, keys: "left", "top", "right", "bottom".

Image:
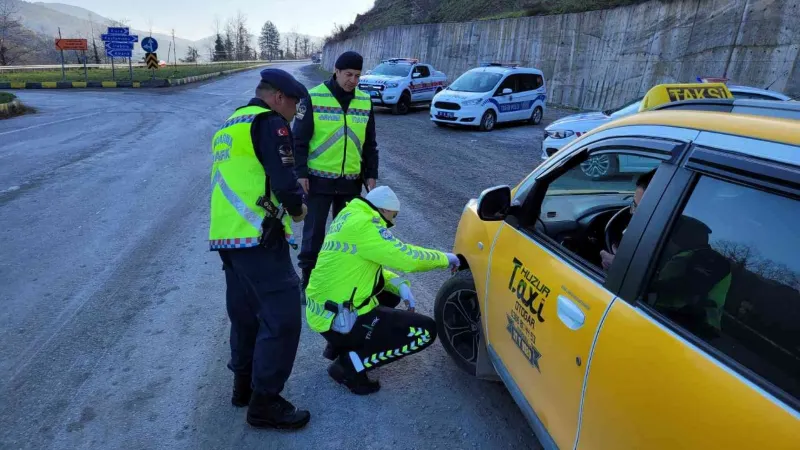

{"left": 102, "top": 27, "right": 138, "bottom": 81}
{"left": 143, "top": 38, "right": 159, "bottom": 80}
{"left": 55, "top": 37, "right": 89, "bottom": 82}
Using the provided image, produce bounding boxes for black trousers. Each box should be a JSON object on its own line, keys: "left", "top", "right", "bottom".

{"left": 322, "top": 292, "right": 438, "bottom": 373}
{"left": 297, "top": 192, "right": 359, "bottom": 283}
{"left": 218, "top": 243, "right": 301, "bottom": 396}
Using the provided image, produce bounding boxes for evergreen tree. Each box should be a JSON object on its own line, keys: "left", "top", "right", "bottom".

{"left": 213, "top": 34, "right": 225, "bottom": 61}
{"left": 224, "top": 33, "right": 234, "bottom": 61}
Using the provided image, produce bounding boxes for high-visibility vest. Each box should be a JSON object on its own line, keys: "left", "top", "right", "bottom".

{"left": 209, "top": 105, "right": 290, "bottom": 250}
{"left": 307, "top": 83, "right": 372, "bottom": 180}
{"left": 305, "top": 198, "right": 449, "bottom": 333}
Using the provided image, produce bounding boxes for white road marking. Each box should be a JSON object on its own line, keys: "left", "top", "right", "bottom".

{"left": 0, "top": 185, "right": 20, "bottom": 194}
{"left": 0, "top": 113, "right": 101, "bottom": 137}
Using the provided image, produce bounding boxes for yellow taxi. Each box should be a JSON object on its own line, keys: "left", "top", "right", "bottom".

{"left": 434, "top": 84, "right": 800, "bottom": 449}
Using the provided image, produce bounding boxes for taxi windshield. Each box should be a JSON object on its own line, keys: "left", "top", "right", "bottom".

{"left": 371, "top": 63, "right": 412, "bottom": 77}
{"left": 449, "top": 72, "right": 503, "bottom": 93}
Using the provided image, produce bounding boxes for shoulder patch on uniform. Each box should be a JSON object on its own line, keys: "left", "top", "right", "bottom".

{"left": 372, "top": 217, "right": 381, "bottom": 224}
{"left": 278, "top": 144, "right": 294, "bottom": 166}
{"left": 378, "top": 227, "right": 394, "bottom": 241}
{"left": 276, "top": 126, "right": 289, "bottom": 137}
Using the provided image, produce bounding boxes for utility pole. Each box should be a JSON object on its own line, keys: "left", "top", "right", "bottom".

{"left": 58, "top": 27, "right": 65, "bottom": 81}
{"left": 172, "top": 28, "right": 177, "bottom": 70}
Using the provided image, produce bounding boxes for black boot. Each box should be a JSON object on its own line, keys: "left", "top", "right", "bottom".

{"left": 231, "top": 374, "right": 252, "bottom": 408}
{"left": 327, "top": 359, "right": 381, "bottom": 396}
{"left": 300, "top": 269, "right": 311, "bottom": 306}
{"left": 322, "top": 342, "right": 339, "bottom": 361}
{"left": 247, "top": 392, "right": 311, "bottom": 430}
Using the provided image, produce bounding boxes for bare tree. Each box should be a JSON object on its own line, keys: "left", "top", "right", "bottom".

{"left": 0, "top": 0, "right": 23, "bottom": 65}
{"left": 302, "top": 36, "right": 310, "bottom": 58}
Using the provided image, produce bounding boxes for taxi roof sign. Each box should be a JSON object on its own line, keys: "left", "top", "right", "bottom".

{"left": 639, "top": 83, "right": 733, "bottom": 111}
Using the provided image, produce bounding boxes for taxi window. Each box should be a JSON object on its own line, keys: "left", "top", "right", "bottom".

{"left": 643, "top": 176, "right": 800, "bottom": 403}
{"left": 530, "top": 148, "right": 664, "bottom": 273}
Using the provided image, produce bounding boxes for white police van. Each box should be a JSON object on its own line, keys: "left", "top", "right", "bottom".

{"left": 359, "top": 58, "right": 448, "bottom": 115}
{"left": 430, "top": 63, "right": 547, "bottom": 131}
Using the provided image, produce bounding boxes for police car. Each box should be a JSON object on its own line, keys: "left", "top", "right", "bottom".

{"left": 430, "top": 63, "right": 547, "bottom": 131}
{"left": 359, "top": 58, "right": 448, "bottom": 115}
{"left": 542, "top": 82, "right": 791, "bottom": 161}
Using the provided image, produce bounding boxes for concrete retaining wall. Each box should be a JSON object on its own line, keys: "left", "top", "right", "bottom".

{"left": 323, "top": 0, "right": 800, "bottom": 109}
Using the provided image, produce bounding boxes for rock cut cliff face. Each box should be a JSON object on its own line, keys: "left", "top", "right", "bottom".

{"left": 325, "top": 0, "right": 800, "bottom": 109}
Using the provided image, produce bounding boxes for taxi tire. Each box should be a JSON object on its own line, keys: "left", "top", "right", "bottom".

{"left": 391, "top": 92, "right": 411, "bottom": 115}
{"left": 479, "top": 110, "right": 496, "bottom": 132}
{"left": 434, "top": 269, "right": 480, "bottom": 377}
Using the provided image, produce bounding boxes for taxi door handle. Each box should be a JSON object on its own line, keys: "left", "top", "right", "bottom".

{"left": 557, "top": 295, "right": 585, "bottom": 330}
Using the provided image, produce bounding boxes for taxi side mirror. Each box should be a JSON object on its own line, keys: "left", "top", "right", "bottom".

{"left": 477, "top": 185, "right": 511, "bottom": 221}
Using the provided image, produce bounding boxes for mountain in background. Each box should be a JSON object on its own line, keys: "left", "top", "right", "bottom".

{"left": 2, "top": 1, "right": 323, "bottom": 65}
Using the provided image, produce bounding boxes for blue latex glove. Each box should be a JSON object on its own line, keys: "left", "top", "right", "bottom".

{"left": 399, "top": 283, "right": 415, "bottom": 312}
{"left": 445, "top": 253, "right": 460, "bottom": 272}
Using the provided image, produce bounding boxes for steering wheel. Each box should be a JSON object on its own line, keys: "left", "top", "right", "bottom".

{"left": 604, "top": 206, "right": 631, "bottom": 252}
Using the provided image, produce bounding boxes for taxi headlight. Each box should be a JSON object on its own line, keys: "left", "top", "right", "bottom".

{"left": 461, "top": 98, "right": 483, "bottom": 106}
{"left": 546, "top": 130, "right": 575, "bottom": 139}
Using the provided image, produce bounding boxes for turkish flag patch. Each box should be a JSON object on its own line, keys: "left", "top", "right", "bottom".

{"left": 276, "top": 127, "right": 289, "bottom": 137}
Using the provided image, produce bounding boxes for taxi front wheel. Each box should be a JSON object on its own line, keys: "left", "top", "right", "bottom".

{"left": 434, "top": 269, "right": 481, "bottom": 376}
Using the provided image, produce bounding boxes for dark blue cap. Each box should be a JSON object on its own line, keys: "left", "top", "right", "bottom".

{"left": 259, "top": 68, "right": 309, "bottom": 100}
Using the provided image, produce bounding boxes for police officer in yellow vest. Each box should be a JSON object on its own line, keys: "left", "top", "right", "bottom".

{"left": 305, "top": 186, "right": 462, "bottom": 395}
{"left": 210, "top": 68, "right": 311, "bottom": 430}
{"left": 293, "top": 51, "right": 379, "bottom": 293}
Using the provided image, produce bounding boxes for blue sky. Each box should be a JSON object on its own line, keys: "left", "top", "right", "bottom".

{"left": 51, "top": 0, "right": 375, "bottom": 40}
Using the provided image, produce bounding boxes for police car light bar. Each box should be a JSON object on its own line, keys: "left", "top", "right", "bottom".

{"left": 384, "top": 57, "right": 418, "bottom": 63}
{"left": 480, "top": 61, "right": 519, "bottom": 68}
{"left": 696, "top": 76, "right": 729, "bottom": 84}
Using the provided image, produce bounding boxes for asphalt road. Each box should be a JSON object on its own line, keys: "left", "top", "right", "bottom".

{"left": 0, "top": 62, "right": 571, "bottom": 449}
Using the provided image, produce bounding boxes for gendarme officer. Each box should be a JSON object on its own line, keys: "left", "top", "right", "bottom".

{"left": 292, "top": 51, "right": 379, "bottom": 293}
{"left": 209, "top": 68, "right": 310, "bottom": 430}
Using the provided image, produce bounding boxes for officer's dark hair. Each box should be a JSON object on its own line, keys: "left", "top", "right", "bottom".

{"left": 255, "top": 81, "right": 278, "bottom": 97}
{"left": 636, "top": 168, "right": 656, "bottom": 191}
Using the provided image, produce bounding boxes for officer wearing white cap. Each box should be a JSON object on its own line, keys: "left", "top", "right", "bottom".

{"left": 304, "top": 186, "right": 461, "bottom": 395}
{"left": 292, "top": 51, "right": 380, "bottom": 297}
{"left": 210, "top": 67, "right": 311, "bottom": 429}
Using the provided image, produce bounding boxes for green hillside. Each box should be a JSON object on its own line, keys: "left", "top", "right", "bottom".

{"left": 328, "top": 0, "right": 650, "bottom": 42}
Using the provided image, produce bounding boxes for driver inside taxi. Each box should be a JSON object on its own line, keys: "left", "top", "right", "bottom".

{"left": 600, "top": 169, "right": 655, "bottom": 271}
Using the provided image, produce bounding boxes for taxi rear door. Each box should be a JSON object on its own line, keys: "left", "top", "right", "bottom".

{"left": 482, "top": 136, "right": 682, "bottom": 448}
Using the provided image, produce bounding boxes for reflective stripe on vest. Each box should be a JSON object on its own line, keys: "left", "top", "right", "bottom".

{"left": 307, "top": 83, "right": 370, "bottom": 177}
{"left": 209, "top": 105, "right": 285, "bottom": 250}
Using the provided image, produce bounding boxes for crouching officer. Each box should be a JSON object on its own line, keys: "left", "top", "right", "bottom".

{"left": 304, "top": 186, "right": 461, "bottom": 395}
{"left": 210, "top": 68, "right": 310, "bottom": 430}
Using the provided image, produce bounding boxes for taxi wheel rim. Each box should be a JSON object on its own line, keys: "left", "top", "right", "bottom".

{"left": 581, "top": 155, "right": 610, "bottom": 177}
{"left": 443, "top": 289, "right": 481, "bottom": 365}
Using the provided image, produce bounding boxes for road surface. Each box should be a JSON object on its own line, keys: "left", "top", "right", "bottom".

{"left": 0, "top": 62, "right": 569, "bottom": 449}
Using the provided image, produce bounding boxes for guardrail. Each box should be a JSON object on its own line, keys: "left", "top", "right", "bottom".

{"left": 0, "top": 59, "right": 310, "bottom": 72}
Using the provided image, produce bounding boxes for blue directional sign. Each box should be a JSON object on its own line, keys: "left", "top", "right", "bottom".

{"left": 102, "top": 33, "right": 138, "bottom": 43}
{"left": 106, "top": 49, "right": 133, "bottom": 58}
{"left": 141, "top": 37, "right": 158, "bottom": 53}
{"left": 105, "top": 42, "right": 134, "bottom": 50}
{"left": 107, "top": 27, "right": 130, "bottom": 35}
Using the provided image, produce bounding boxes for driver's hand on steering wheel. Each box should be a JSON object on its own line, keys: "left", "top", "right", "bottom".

{"left": 600, "top": 244, "right": 618, "bottom": 271}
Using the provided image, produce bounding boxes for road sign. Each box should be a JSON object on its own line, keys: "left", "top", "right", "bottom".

{"left": 105, "top": 42, "right": 134, "bottom": 50}
{"left": 101, "top": 34, "right": 139, "bottom": 43}
{"left": 106, "top": 49, "right": 133, "bottom": 58}
{"left": 107, "top": 27, "right": 130, "bottom": 35}
{"left": 146, "top": 52, "right": 159, "bottom": 69}
{"left": 141, "top": 37, "right": 158, "bottom": 53}
{"left": 55, "top": 39, "right": 88, "bottom": 51}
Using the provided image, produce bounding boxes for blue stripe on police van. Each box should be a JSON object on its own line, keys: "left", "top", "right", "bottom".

{"left": 483, "top": 94, "right": 547, "bottom": 113}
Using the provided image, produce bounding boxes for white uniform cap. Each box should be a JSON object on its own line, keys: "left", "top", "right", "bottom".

{"left": 365, "top": 186, "right": 400, "bottom": 212}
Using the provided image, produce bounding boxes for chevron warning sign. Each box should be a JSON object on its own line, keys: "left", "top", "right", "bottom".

{"left": 146, "top": 52, "right": 159, "bottom": 70}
